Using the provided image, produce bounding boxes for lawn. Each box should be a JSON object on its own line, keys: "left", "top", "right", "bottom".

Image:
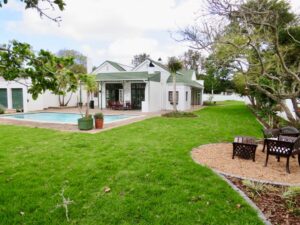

{"left": 0, "top": 102, "right": 264, "bottom": 224}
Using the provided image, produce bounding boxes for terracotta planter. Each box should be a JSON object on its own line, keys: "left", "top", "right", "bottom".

{"left": 95, "top": 118, "right": 104, "bottom": 129}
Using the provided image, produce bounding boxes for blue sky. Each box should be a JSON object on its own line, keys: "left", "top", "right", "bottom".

{"left": 1, "top": 0, "right": 300, "bottom": 68}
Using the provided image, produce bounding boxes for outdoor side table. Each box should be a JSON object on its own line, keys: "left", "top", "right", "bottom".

{"left": 232, "top": 136, "right": 258, "bottom": 162}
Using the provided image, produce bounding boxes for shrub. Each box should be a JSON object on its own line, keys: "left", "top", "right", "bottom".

{"left": 242, "top": 180, "right": 266, "bottom": 198}
{"left": 162, "top": 111, "right": 197, "bottom": 118}
{"left": 94, "top": 112, "right": 103, "bottom": 119}
{"left": 283, "top": 186, "right": 300, "bottom": 214}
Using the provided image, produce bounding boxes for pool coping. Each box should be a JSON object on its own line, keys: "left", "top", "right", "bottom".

{"left": 0, "top": 111, "right": 158, "bottom": 133}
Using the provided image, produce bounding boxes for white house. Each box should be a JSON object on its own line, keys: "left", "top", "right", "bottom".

{"left": 92, "top": 58, "right": 204, "bottom": 112}
{"left": 0, "top": 58, "right": 204, "bottom": 113}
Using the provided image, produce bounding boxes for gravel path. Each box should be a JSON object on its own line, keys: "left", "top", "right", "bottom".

{"left": 192, "top": 143, "right": 300, "bottom": 185}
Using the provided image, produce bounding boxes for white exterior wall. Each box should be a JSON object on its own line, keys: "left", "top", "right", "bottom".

{"left": 166, "top": 84, "right": 192, "bottom": 111}
{"left": 133, "top": 59, "right": 169, "bottom": 110}
{"left": 203, "top": 93, "right": 246, "bottom": 102}
{"left": 142, "top": 81, "right": 161, "bottom": 112}
{"left": 0, "top": 78, "right": 87, "bottom": 112}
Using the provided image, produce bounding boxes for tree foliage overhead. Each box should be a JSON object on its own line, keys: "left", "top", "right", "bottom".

{"left": 0, "top": 0, "right": 66, "bottom": 22}
{"left": 132, "top": 53, "right": 150, "bottom": 67}
{"left": 180, "top": 0, "right": 300, "bottom": 124}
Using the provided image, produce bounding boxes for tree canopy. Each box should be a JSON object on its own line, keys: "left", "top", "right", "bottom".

{"left": 132, "top": 53, "right": 150, "bottom": 67}
{"left": 0, "top": 40, "right": 76, "bottom": 99}
{"left": 180, "top": 0, "right": 300, "bottom": 125}
{"left": 0, "top": 0, "right": 66, "bottom": 22}
{"left": 57, "top": 49, "right": 87, "bottom": 74}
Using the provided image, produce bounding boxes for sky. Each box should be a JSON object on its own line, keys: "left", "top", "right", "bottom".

{"left": 1, "top": 0, "right": 300, "bottom": 68}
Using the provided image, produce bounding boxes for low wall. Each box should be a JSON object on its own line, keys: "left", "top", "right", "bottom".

{"left": 203, "top": 93, "right": 246, "bottom": 102}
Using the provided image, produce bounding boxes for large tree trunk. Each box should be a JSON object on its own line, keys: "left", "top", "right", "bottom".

{"left": 172, "top": 74, "right": 177, "bottom": 111}
{"left": 65, "top": 93, "right": 73, "bottom": 106}
{"left": 247, "top": 95, "right": 256, "bottom": 108}
{"left": 58, "top": 95, "right": 65, "bottom": 107}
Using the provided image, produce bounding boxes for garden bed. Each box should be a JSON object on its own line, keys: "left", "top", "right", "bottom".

{"left": 227, "top": 176, "right": 300, "bottom": 225}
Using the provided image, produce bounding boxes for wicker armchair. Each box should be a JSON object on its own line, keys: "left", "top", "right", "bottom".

{"left": 265, "top": 136, "right": 300, "bottom": 173}
{"left": 262, "top": 128, "right": 280, "bottom": 152}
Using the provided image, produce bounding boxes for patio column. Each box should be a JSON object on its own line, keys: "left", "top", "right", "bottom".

{"left": 100, "top": 81, "right": 103, "bottom": 110}
{"left": 122, "top": 81, "right": 125, "bottom": 106}
{"left": 97, "top": 82, "right": 100, "bottom": 109}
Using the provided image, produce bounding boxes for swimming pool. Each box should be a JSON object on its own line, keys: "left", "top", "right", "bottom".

{"left": 0, "top": 112, "right": 137, "bottom": 124}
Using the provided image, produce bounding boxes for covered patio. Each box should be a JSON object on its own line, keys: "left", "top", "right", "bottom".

{"left": 94, "top": 72, "right": 161, "bottom": 112}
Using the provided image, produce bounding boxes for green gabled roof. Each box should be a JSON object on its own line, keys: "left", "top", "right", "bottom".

{"left": 96, "top": 71, "right": 161, "bottom": 82}
{"left": 179, "top": 69, "right": 194, "bottom": 80}
{"left": 106, "top": 61, "right": 127, "bottom": 71}
{"left": 167, "top": 73, "right": 203, "bottom": 89}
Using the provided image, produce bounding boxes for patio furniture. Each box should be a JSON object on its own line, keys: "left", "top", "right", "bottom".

{"left": 123, "top": 101, "right": 132, "bottom": 110}
{"left": 265, "top": 136, "right": 300, "bottom": 173}
{"left": 280, "top": 126, "right": 300, "bottom": 137}
{"left": 262, "top": 128, "right": 280, "bottom": 152}
{"left": 107, "top": 100, "right": 113, "bottom": 109}
{"left": 232, "top": 136, "right": 258, "bottom": 162}
{"left": 111, "top": 101, "right": 123, "bottom": 110}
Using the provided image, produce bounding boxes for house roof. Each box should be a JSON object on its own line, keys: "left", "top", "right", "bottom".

{"left": 95, "top": 71, "right": 161, "bottom": 82}
{"left": 167, "top": 70, "right": 203, "bottom": 89}
{"left": 93, "top": 60, "right": 130, "bottom": 72}
{"left": 105, "top": 60, "right": 127, "bottom": 71}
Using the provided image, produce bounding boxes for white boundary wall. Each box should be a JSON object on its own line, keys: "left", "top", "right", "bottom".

{"left": 203, "top": 93, "right": 246, "bottom": 102}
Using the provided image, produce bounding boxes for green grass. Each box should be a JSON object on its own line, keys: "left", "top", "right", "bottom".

{"left": 0, "top": 102, "right": 263, "bottom": 224}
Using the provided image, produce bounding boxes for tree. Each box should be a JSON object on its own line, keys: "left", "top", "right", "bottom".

{"left": 0, "top": 0, "right": 65, "bottom": 22}
{"left": 57, "top": 49, "right": 87, "bottom": 74}
{"left": 167, "top": 57, "right": 183, "bottom": 112}
{"left": 179, "top": 0, "right": 300, "bottom": 124}
{"left": 132, "top": 53, "right": 150, "bottom": 67}
{"left": 181, "top": 50, "right": 203, "bottom": 75}
{"left": 0, "top": 40, "right": 76, "bottom": 99}
{"left": 199, "top": 56, "right": 233, "bottom": 94}
{"left": 55, "top": 69, "right": 79, "bottom": 107}
{"left": 79, "top": 74, "right": 97, "bottom": 118}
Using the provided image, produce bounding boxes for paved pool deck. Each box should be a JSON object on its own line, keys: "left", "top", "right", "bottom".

{"left": 0, "top": 106, "right": 203, "bottom": 133}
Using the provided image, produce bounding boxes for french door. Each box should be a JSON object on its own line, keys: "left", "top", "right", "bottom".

{"left": 131, "top": 83, "right": 146, "bottom": 109}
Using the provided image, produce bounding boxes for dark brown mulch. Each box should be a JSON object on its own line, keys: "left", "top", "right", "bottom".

{"left": 226, "top": 176, "right": 300, "bottom": 225}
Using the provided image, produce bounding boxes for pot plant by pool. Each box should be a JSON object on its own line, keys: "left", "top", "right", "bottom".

{"left": 94, "top": 112, "right": 104, "bottom": 129}
{"left": 78, "top": 74, "right": 97, "bottom": 131}
{"left": 78, "top": 115, "right": 93, "bottom": 130}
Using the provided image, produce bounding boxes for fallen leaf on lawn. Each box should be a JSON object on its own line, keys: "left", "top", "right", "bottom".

{"left": 236, "top": 204, "right": 241, "bottom": 209}
{"left": 104, "top": 187, "right": 111, "bottom": 193}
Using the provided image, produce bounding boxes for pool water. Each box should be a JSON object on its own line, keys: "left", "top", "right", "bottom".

{"left": 0, "top": 112, "right": 136, "bottom": 124}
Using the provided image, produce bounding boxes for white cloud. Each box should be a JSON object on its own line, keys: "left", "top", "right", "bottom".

{"left": 4, "top": 0, "right": 300, "bottom": 66}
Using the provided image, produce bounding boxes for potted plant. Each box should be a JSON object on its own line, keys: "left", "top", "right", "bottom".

{"left": 94, "top": 112, "right": 104, "bottom": 129}
{"left": 78, "top": 74, "right": 98, "bottom": 130}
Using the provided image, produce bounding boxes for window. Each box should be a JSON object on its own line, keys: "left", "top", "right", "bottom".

{"left": 186, "top": 91, "right": 188, "bottom": 101}
{"left": 94, "top": 91, "right": 99, "bottom": 98}
{"left": 168, "top": 91, "right": 178, "bottom": 104}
